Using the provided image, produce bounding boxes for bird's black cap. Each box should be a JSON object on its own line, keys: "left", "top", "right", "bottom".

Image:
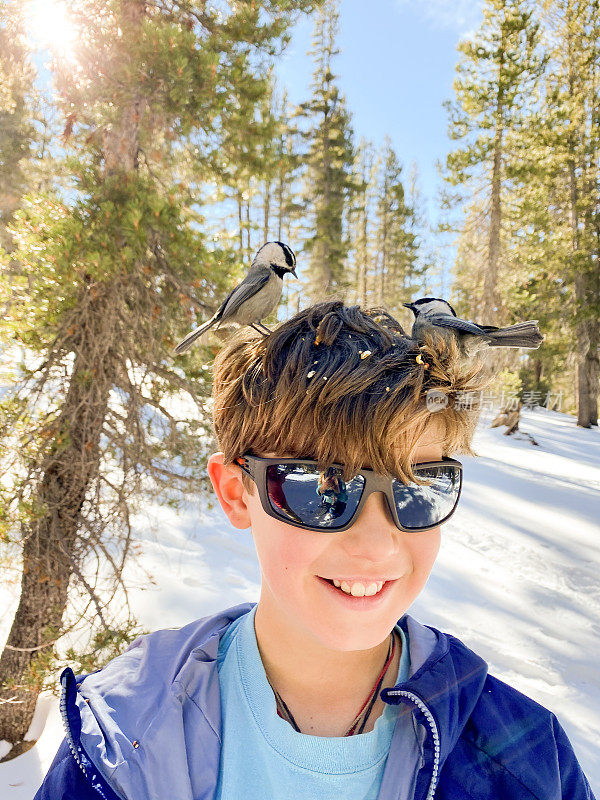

{"left": 403, "top": 298, "right": 457, "bottom": 317}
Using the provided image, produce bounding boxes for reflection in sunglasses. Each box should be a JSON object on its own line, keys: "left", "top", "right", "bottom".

{"left": 266, "top": 467, "right": 305, "bottom": 524}
{"left": 316, "top": 467, "right": 349, "bottom": 521}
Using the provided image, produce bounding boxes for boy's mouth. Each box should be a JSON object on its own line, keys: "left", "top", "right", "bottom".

{"left": 317, "top": 576, "right": 396, "bottom": 602}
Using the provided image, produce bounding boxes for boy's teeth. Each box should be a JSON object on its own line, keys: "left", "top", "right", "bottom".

{"left": 330, "top": 579, "right": 384, "bottom": 596}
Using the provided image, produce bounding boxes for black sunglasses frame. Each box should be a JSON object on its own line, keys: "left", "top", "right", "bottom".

{"left": 234, "top": 453, "right": 463, "bottom": 534}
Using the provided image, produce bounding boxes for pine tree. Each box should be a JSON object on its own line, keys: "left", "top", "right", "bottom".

{"left": 0, "top": 2, "right": 35, "bottom": 245}
{"left": 0, "top": 1, "right": 36, "bottom": 341}
{"left": 272, "top": 90, "right": 305, "bottom": 245}
{"left": 452, "top": 200, "right": 490, "bottom": 320}
{"left": 348, "top": 138, "right": 376, "bottom": 307}
{"left": 526, "top": 0, "right": 600, "bottom": 425}
{"left": 444, "top": 0, "right": 545, "bottom": 322}
{"left": 256, "top": 80, "right": 286, "bottom": 245}
{"left": 0, "top": 1, "right": 58, "bottom": 372}
{"left": 269, "top": 88, "right": 311, "bottom": 319}
{"left": 297, "top": 0, "right": 356, "bottom": 301}
{"left": 404, "top": 161, "right": 437, "bottom": 299}
{"left": 209, "top": 63, "right": 278, "bottom": 260}
{"left": 0, "top": 0, "right": 321, "bottom": 748}
{"left": 373, "top": 137, "right": 418, "bottom": 315}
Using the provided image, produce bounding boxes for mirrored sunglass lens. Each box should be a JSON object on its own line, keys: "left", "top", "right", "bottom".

{"left": 266, "top": 464, "right": 363, "bottom": 529}
{"left": 392, "top": 465, "right": 460, "bottom": 529}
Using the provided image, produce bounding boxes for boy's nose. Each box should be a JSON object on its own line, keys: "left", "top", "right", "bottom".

{"left": 339, "top": 491, "right": 400, "bottom": 562}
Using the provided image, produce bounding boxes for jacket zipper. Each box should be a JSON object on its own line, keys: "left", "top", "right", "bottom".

{"left": 386, "top": 689, "right": 440, "bottom": 800}
{"left": 59, "top": 678, "right": 110, "bottom": 800}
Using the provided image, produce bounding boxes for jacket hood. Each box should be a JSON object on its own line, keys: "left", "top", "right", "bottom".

{"left": 61, "top": 603, "right": 489, "bottom": 800}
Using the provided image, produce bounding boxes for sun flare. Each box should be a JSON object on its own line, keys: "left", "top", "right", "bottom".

{"left": 27, "top": 0, "right": 78, "bottom": 56}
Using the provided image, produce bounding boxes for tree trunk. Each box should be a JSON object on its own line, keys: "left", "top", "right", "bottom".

{"left": 591, "top": 218, "right": 600, "bottom": 427}
{"left": 534, "top": 357, "right": 543, "bottom": 388}
{"left": 276, "top": 170, "right": 283, "bottom": 241}
{"left": 359, "top": 187, "right": 368, "bottom": 306}
{"left": 484, "top": 127, "right": 503, "bottom": 320}
{"left": 483, "top": 97, "right": 504, "bottom": 321}
{"left": 237, "top": 192, "right": 243, "bottom": 255}
{"left": 0, "top": 332, "right": 114, "bottom": 742}
{"left": 567, "top": 156, "right": 595, "bottom": 428}
{"left": 377, "top": 170, "right": 388, "bottom": 307}
{"left": 263, "top": 179, "right": 270, "bottom": 242}
{"left": 564, "top": 15, "right": 597, "bottom": 428}
{"left": 574, "top": 267, "right": 598, "bottom": 428}
{"left": 245, "top": 191, "right": 251, "bottom": 254}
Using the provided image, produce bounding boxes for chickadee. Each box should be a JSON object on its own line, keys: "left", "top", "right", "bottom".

{"left": 403, "top": 297, "right": 544, "bottom": 358}
{"left": 174, "top": 241, "right": 297, "bottom": 354}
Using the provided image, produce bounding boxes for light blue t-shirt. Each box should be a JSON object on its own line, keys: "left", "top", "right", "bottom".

{"left": 215, "top": 605, "right": 411, "bottom": 800}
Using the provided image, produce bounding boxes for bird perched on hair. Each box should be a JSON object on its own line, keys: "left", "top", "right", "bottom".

{"left": 403, "top": 297, "right": 544, "bottom": 359}
{"left": 174, "top": 241, "right": 297, "bottom": 354}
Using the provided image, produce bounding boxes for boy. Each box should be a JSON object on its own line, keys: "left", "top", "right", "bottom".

{"left": 35, "top": 301, "right": 595, "bottom": 799}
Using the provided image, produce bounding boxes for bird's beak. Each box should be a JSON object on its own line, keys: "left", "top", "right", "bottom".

{"left": 291, "top": 268, "right": 298, "bottom": 279}
{"left": 402, "top": 302, "right": 413, "bottom": 310}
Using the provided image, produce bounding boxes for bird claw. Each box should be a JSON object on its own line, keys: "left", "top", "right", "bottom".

{"left": 251, "top": 322, "right": 272, "bottom": 337}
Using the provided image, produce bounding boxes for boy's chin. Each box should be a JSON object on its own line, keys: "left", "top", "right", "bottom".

{"left": 311, "top": 622, "right": 398, "bottom": 653}
{"left": 302, "top": 608, "right": 402, "bottom": 653}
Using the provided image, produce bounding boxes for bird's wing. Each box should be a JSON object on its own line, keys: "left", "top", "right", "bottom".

{"left": 216, "top": 266, "right": 272, "bottom": 322}
{"left": 426, "top": 314, "right": 487, "bottom": 336}
{"left": 213, "top": 285, "right": 239, "bottom": 320}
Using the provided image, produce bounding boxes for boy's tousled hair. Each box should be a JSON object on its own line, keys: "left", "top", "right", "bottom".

{"left": 211, "top": 301, "right": 493, "bottom": 495}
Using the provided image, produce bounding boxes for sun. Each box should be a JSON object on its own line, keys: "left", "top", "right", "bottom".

{"left": 26, "top": 0, "right": 78, "bottom": 56}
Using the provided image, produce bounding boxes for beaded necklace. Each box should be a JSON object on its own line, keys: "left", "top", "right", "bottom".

{"left": 268, "top": 632, "right": 397, "bottom": 737}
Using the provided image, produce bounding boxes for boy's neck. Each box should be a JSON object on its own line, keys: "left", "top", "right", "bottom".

{"left": 253, "top": 595, "right": 401, "bottom": 735}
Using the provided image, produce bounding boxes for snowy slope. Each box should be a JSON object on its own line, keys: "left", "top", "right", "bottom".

{"left": 1, "top": 405, "right": 599, "bottom": 796}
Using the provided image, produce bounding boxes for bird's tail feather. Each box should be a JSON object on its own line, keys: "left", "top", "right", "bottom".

{"left": 173, "top": 315, "right": 217, "bottom": 354}
{"left": 486, "top": 321, "right": 544, "bottom": 349}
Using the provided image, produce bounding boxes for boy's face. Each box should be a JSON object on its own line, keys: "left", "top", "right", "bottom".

{"left": 208, "top": 425, "right": 445, "bottom": 652}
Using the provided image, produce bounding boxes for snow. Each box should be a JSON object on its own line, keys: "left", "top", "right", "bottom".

{"left": 0, "top": 695, "right": 63, "bottom": 798}
{"left": 1, "top": 405, "right": 599, "bottom": 796}
{"left": 0, "top": 741, "right": 12, "bottom": 760}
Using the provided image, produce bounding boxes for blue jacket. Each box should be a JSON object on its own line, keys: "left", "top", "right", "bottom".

{"left": 34, "top": 602, "right": 596, "bottom": 800}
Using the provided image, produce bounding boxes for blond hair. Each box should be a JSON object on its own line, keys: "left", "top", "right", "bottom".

{"left": 211, "top": 301, "right": 493, "bottom": 495}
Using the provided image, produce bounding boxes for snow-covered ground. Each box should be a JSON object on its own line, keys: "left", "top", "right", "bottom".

{"left": 1, "top": 405, "right": 599, "bottom": 796}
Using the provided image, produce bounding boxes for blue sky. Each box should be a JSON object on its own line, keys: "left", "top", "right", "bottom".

{"left": 276, "top": 0, "right": 484, "bottom": 225}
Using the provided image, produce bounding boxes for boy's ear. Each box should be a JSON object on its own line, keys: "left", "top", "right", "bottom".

{"left": 207, "top": 452, "right": 252, "bottom": 530}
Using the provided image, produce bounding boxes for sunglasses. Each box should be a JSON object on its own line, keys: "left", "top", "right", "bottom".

{"left": 234, "top": 453, "right": 463, "bottom": 533}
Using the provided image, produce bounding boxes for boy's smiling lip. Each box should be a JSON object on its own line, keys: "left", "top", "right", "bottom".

{"left": 315, "top": 575, "right": 399, "bottom": 608}
{"left": 318, "top": 575, "right": 399, "bottom": 583}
